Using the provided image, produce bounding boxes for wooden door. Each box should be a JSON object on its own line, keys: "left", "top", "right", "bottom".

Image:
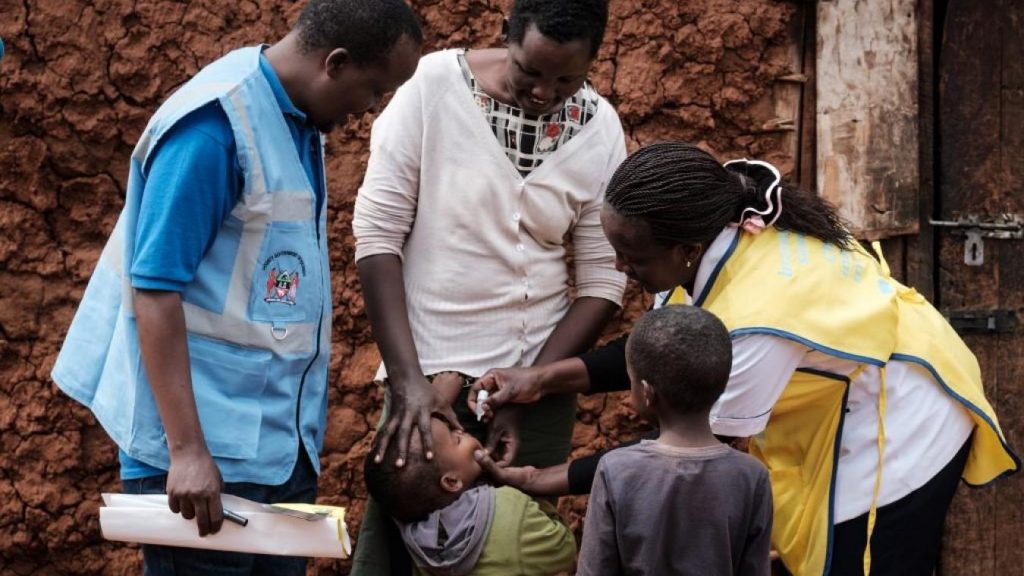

{"left": 937, "top": 0, "right": 1024, "bottom": 573}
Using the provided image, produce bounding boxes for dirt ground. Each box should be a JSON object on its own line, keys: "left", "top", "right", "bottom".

{"left": 0, "top": 0, "right": 797, "bottom": 573}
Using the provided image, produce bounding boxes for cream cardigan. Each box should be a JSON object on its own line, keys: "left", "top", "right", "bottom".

{"left": 353, "top": 50, "right": 627, "bottom": 378}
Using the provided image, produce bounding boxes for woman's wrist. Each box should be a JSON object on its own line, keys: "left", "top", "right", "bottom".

{"left": 537, "top": 357, "right": 591, "bottom": 396}
{"left": 386, "top": 364, "right": 427, "bottom": 391}
{"left": 521, "top": 463, "right": 571, "bottom": 497}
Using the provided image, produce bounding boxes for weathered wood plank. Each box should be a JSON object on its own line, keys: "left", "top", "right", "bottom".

{"left": 940, "top": 335, "right": 998, "bottom": 576}
{"left": 771, "top": 3, "right": 806, "bottom": 179}
{"left": 936, "top": 0, "right": 1006, "bottom": 573}
{"left": 905, "top": 0, "right": 936, "bottom": 300}
{"left": 796, "top": 2, "right": 817, "bottom": 192}
{"left": 993, "top": 4, "right": 1024, "bottom": 570}
{"left": 879, "top": 236, "right": 907, "bottom": 283}
{"left": 816, "top": 0, "right": 919, "bottom": 239}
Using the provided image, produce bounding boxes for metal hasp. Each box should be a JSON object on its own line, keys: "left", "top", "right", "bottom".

{"left": 928, "top": 213, "right": 1024, "bottom": 266}
{"left": 944, "top": 309, "right": 1018, "bottom": 335}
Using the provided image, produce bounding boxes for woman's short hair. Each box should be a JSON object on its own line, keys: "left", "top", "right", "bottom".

{"left": 507, "top": 0, "right": 609, "bottom": 57}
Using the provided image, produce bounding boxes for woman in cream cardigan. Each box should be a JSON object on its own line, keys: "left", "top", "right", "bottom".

{"left": 350, "top": 1, "right": 629, "bottom": 573}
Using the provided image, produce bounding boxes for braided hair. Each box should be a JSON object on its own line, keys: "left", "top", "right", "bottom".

{"left": 605, "top": 142, "right": 852, "bottom": 248}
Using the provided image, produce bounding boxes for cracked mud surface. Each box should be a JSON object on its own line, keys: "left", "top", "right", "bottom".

{"left": 0, "top": 1, "right": 796, "bottom": 573}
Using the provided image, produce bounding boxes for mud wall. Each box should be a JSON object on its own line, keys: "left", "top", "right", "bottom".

{"left": 0, "top": 1, "right": 798, "bottom": 573}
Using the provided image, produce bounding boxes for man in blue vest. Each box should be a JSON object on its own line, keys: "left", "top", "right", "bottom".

{"left": 51, "top": 1, "right": 422, "bottom": 573}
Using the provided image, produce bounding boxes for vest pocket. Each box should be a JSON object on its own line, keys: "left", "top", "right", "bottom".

{"left": 249, "top": 221, "right": 322, "bottom": 326}
{"left": 187, "top": 333, "right": 271, "bottom": 460}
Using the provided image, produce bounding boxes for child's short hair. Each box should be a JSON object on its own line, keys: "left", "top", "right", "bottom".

{"left": 626, "top": 306, "right": 732, "bottom": 414}
{"left": 363, "top": 439, "right": 454, "bottom": 522}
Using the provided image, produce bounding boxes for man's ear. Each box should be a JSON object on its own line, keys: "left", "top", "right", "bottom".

{"left": 324, "top": 48, "right": 350, "bottom": 78}
{"left": 440, "top": 472, "right": 464, "bottom": 494}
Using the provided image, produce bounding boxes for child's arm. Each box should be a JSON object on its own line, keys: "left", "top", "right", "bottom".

{"left": 574, "top": 463, "right": 624, "bottom": 576}
{"left": 739, "top": 469, "right": 774, "bottom": 576}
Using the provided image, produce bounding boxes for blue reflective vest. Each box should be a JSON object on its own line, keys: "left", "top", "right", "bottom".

{"left": 51, "top": 46, "right": 331, "bottom": 485}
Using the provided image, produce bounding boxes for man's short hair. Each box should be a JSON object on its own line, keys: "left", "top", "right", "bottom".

{"left": 363, "top": 438, "right": 454, "bottom": 522}
{"left": 626, "top": 306, "right": 732, "bottom": 414}
{"left": 507, "top": 0, "right": 609, "bottom": 57}
{"left": 296, "top": 0, "right": 423, "bottom": 66}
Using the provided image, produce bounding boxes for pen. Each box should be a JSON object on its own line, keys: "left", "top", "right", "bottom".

{"left": 223, "top": 508, "right": 249, "bottom": 527}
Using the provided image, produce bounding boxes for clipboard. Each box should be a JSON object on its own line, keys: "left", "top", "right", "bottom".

{"left": 99, "top": 493, "right": 351, "bottom": 558}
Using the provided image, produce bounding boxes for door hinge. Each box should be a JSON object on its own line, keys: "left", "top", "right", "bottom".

{"left": 943, "top": 309, "right": 1018, "bottom": 335}
{"left": 929, "top": 213, "right": 1024, "bottom": 266}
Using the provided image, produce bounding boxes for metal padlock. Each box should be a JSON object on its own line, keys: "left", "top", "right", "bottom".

{"left": 964, "top": 231, "right": 984, "bottom": 266}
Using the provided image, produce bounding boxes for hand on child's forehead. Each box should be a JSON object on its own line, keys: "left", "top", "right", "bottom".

{"left": 403, "top": 419, "right": 454, "bottom": 460}
{"left": 430, "top": 415, "right": 456, "bottom": 430}
{"left": 405, "top": 427, "right": 427, "bottom": 456}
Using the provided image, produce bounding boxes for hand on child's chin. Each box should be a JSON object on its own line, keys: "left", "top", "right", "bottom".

{"left": 486, "top": 408, "right": 521, "bottom": 466}
{"left": 474, "top": 450, "right": 535, "bottom": 490}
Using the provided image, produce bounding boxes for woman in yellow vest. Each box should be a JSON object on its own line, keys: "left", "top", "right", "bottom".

{"left": 469, "top": 142, "right": 1019, "bottom": 575}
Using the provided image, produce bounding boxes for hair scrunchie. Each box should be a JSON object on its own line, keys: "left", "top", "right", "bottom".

{"left": 723, "top": 158, "right": 783, "bottom": 235}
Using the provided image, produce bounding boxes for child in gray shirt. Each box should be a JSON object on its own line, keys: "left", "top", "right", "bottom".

{"left": 576, "top": 306, "right": 773, "bottom": 576}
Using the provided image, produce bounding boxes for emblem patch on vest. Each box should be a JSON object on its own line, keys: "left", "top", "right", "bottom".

{"left": 262, "top": 251, "right": 307, "bottom": 306}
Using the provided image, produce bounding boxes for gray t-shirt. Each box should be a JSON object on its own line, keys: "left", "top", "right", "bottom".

{"left": 576, "top": 441, "right": 773, "bottom": 576}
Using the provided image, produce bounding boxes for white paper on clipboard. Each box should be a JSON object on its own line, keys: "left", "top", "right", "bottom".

{"left": 99, "top": 493, "right": 351, "bottom": 558}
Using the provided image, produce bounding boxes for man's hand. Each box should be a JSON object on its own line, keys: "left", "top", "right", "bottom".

{"left": 375, "top": 375, "right": 460, "bottom": 467}
{"left": 166, "top": 448, "right": 224, "bottom": 537}
{"left": 485, "top": 405, "right": 522, "bottom": 466}
{"left": 468, "top": 367, "right": 546, "bottom": 422}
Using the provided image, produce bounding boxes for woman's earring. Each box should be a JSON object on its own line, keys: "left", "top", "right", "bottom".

{"left": 686, "top": 260, "right": 692, "bottom": 268}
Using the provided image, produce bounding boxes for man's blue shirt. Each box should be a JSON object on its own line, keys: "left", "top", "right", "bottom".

{"left": 121, "top": 52, "right": 324, "bottom": 480}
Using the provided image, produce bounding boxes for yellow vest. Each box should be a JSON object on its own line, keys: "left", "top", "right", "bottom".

{"left": 667, "top": 228, "right": 1018, "bottom": 575}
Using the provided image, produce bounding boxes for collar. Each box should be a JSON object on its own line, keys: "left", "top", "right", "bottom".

{"left": 692, "top": 226, "right": 739, "bottom": 302}
{"left": 259, "top": 48, "right": 307, "bottom": 123}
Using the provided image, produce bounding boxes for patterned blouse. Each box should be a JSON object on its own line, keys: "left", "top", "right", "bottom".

{"left": 457, "top": 50, "right": 599, "bottom": 176}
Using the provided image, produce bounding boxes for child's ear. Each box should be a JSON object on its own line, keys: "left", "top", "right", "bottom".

{"left": 440, "top": 472, "right": 464, "bottom": 494}
{"left": 642, "top": 380, "right": 656, "bottom": 409}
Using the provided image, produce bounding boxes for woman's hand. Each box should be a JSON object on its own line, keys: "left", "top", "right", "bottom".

{"left": 475, "top": 450, "right": 538, "bottom": 489}
{"left": 468, "top": 367, "right": 546, "bottom": 422}
{"left": 485, "top": 405, "right": 522, "bottom": 466}
{"left": 469, "top": 359, "right": 593, "bottom": 421}
{"left": 473, "top": 450, "right": 571, "bottom": 497}
{"left": 375, "top": 375, "right": 460, "bottom": 467}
